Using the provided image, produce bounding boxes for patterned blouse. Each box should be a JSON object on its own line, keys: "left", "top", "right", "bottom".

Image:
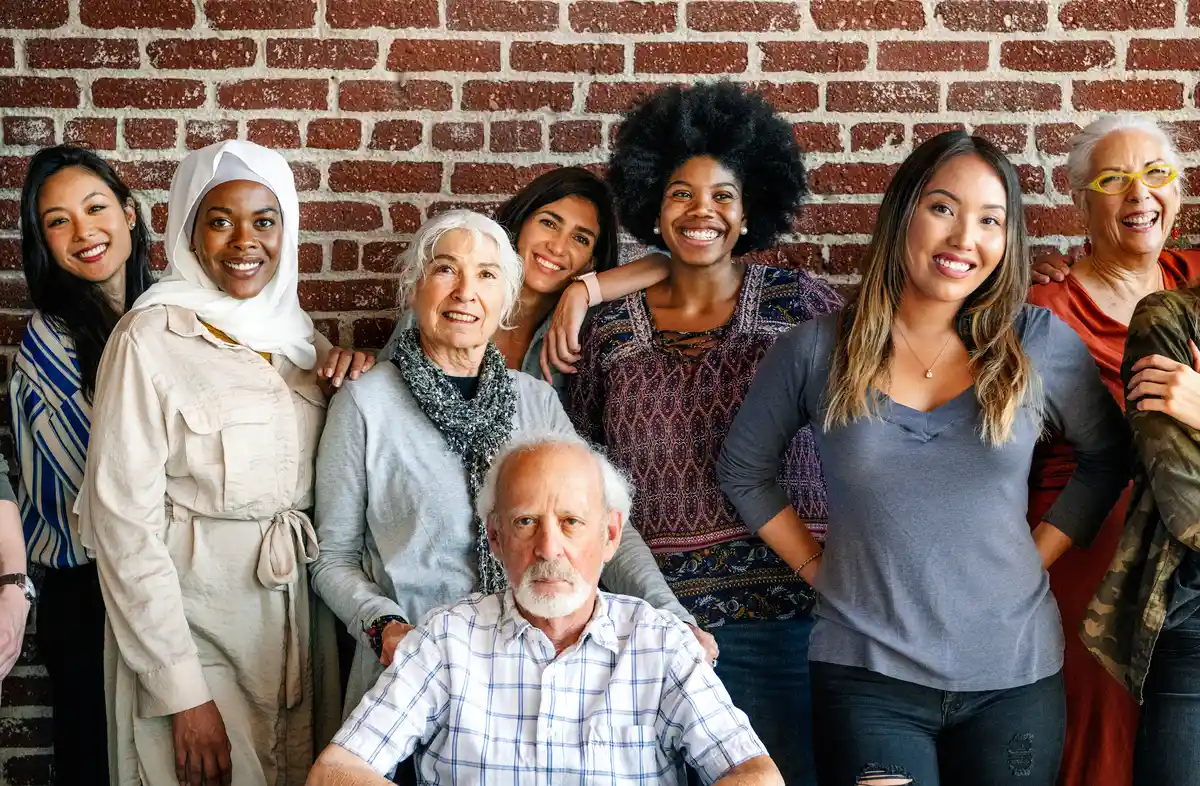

{"left": 568, "top": 264, "right": 842, "bottom": 627}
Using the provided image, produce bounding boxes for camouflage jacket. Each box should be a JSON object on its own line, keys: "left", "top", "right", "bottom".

{"left": 1083, "top": 287, "right": 1200, "bottom": 702}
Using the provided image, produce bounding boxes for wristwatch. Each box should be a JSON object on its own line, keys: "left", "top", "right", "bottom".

{"left": 0, "top": 574, "right": 35, "bottom": 603}
{"left": 573, "top": 271, "right": 602, "bottom": 308}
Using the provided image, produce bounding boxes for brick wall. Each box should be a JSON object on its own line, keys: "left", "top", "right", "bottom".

{"left": 1, "top": 0, "right": 1199, "bottom": 782}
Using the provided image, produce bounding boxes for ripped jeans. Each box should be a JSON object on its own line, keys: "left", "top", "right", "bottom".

{"left": 810, "top": 662, "right": 1065, "bottom": 786}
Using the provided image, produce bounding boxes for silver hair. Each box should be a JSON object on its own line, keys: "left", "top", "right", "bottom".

{"left": 1066, "top": 115, "right": 1184, "bottom": 193}
{"left": 395, "top": 209, "right": 524, "bottom": 329}
{"left": 476, "top": 433, "right": 634, "bottom": 527}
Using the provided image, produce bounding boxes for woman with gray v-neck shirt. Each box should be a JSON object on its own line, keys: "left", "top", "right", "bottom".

{"left": 718, "top": 132, "right": 1129, "bottom": 786}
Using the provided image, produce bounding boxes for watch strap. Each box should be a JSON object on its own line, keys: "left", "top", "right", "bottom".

{"left": 0, "top": 573, "right": 33, "bottom": 602}
{"left": 574, "top": 271, "right": 601, "bottom": 308}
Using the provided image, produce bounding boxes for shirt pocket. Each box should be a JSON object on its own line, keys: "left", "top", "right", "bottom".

{"left": 585, "top": 722, "right": 669, "bottom": 782}
{"left": 177, "top": 399, "right": 276, "bottom": 512}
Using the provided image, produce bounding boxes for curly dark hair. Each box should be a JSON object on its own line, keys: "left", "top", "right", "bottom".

{"left": 608, "top": 80, "right": 807, "bottom": 256}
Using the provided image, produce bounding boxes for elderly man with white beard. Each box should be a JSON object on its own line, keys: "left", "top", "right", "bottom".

{"left": 306, "top": 435, "right": 782, "bottom": 786}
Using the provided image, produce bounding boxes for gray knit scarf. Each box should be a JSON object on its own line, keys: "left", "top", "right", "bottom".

{"left": 391, "top": 327, "right": 516, "bottom": 594}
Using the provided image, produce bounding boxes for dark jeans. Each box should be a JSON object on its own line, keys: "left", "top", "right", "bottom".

{"left": 810, "top": 661, "right": 1065, "bottom": 786}
{"left": 1135, "top": 608, "right": 1200, "bottom": 786}
{"left": 711, "top": 617, "right": 817, "bottom": 786}
{"left": 38, "top": 563, "right": 109, "bottom": 786}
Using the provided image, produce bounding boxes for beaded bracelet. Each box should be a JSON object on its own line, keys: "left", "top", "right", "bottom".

{"left": 793, "top": 550, "right": 822, "bottom": 575}
{"left": 364, "top": 614, "right": 408, "bottom": 658}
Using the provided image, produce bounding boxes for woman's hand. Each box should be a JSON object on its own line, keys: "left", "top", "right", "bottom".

{"left": 1031, "top": 256, "right": 1072, "bottom": 285}
{"left": 171, "top": 700, "right": 232, "bottom": 786}
{"left": 1128, "top": 340, "right": 1200, "bottom": 430}
{"left": 0, "top": 584, "right": 28, "bottom": 680}
{"left": 379, "top": 620, "right": 415, "bottom": 667}
{"left": 687, "top": 624, "right": 719, "bottom": 666}
{"left": 318, "top": 347, "right": 376, "bottom": 389}
{"left": 540, "top": 281, "right": 591, "bottom": 379}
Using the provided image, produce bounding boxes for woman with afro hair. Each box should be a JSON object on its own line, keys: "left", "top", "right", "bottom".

{"left": 566, "top": 80, "right": 842, "bottom": 785}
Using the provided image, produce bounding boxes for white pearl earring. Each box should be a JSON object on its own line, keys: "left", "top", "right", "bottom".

{"left": 652, "top": 226, "right": 660, "bottom": 234}
{"left": 740, "top": 226, "right": 748, "bottom": 235}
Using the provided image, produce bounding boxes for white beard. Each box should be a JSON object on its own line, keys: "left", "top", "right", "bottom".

{"left": 514, "top": 560, "right": 591, "bottom": 619}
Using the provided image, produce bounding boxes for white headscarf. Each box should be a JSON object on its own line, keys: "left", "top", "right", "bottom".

{"left": 134, "top": 139, "right": 317, "bottom": 369}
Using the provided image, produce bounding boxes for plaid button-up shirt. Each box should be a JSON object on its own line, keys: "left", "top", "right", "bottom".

{"left": 334, "top": 590, "right": 766, "bottom": 785}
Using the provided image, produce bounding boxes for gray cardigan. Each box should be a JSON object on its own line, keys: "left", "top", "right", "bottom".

{"left": 311, "top": 362, "right": 692, "bottom": 714}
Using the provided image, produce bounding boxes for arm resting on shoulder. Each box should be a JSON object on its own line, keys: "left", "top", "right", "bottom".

{"left": 0, "top": 497, "right": 28, "bottom": 680}
{"left": 306, "top": 746, "right": 392, "bottom": 786}
{"left": 713, "top": 756, "right": 785, "bottom": 786}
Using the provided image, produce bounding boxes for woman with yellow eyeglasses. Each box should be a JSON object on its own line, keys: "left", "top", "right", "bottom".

{"left": 1025, "top": 115, "right": 1197, "bottom": 786}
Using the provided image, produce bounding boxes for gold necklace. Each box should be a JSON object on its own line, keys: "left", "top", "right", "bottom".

{"left": 894, "top": 323, "right": 954, "bottom": 379}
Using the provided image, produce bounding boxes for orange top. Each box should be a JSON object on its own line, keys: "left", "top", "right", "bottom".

{"left": 200, "top": 319, "right": 273, "bottom": 363}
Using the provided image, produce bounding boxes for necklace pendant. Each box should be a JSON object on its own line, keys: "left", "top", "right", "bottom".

{"left": 925, "top": 370, "right": 934, "bottom": 379}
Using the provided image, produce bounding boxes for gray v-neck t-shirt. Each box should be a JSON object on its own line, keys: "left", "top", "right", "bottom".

{"left": 717, "top": 305, "right": 1129, "bottom": 692}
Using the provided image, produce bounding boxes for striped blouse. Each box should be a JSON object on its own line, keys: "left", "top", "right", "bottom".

{"left": 10, "top": 313, "right": 91, "bottom": 568}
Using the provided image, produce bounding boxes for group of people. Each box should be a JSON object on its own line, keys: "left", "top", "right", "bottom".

{"left": 0, "top": 78, "right": 1196, "bottom": 786}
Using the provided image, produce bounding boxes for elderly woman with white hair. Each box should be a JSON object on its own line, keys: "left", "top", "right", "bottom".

{"left": 310, "top": 210, "right": 698, "bottom": 727}
{"left": 1024, "top": 115, "right": 1200, "bottom": 786}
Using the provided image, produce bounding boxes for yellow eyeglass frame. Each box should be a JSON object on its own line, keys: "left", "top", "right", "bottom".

{"left": 1086, "top": 163, "right": 1180, "bottom": 195}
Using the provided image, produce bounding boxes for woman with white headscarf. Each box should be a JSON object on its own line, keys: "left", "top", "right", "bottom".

{"left": 78, "top": 140, "right": 339, "bottom": 786}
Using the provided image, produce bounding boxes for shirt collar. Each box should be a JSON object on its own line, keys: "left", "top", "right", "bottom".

{"left": 498, "top": 589, "right": 620, "bottom": 657}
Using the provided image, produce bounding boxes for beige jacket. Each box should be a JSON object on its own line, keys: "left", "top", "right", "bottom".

{"left": 79, "top": 305, "right": 337, "bottom": 786}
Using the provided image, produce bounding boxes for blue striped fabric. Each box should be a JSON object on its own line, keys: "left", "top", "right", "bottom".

{"left": 10, "top": 313, "right": 91, "bottom": 568}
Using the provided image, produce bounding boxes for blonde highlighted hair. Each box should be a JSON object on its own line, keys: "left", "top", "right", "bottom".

{"left": 823, "top": 131, "right": 1041, "bottom": 445}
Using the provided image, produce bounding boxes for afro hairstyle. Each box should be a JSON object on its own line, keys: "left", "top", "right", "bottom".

{"left": 608, "top": 80, "right": 807, "bottom": 257}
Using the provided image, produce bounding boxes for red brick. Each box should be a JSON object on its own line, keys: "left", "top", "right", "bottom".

{"left": 300, "top": 279, "right": 397, "bottom": 312}
{"left": 293, "top": 163, "right": 321, "bottom": 191}
{"left": 2, "top": 753, "right": 54, "bottom": 786}
{"left": 1051, "top": 165, "right": 1072, "bottom": 195}
{"left": 147, "top": 38, "right": 257, "bottom": 69}
{"left": 447, "top": 0, "right": 557, "bottom": 31}
{"left": 827, "top": 81, "right": 938, "bottom": 113}
{"left": 353, "top": 317, "right": 395, "bottom": 349}
{"left": 1192, "top": 0, "right": 1200, "bottom": 25}
{"left": 750, "top": 82, "right": 820, "bottom": 112}
{"left": 1035, "top": 123, "right": 1083, "bottom": 155}
{"left": 326, "top": 0, "right": 439, "bottom": 28}
{"left": 743, "top": 243, "right": 822, "bottom": 272}
{"left": 461, "top": 81, "right": 573, "bottom": 111}
{"left": 570, "top": 2, "right": 676, "bottom": 33}
{"left": 0, "top": 39, "right": 11, "bottom": 68}
{"left": 687, "top": 2, "right": 803, "bottom": 31}
{"left": 92, "top": 78, "right": 204, "bottom": 109}
{"left": 148, "top": 241, "right": 168, "bottom": 270}
{"left": 433, "top": 122, "right": 484, "bottom": 151}
{"left": 913, "top": 123, "right": 965, "bottom": 146}
{"left": 146, "top": 202, "right": 168, "bottom": 233}
{"left": 332, "top": 239, "right": 359, "bottom": 272}
{"left": 329, "top": 162, "right": 442, "bottom": 193}
{"left": 0, "top": 0, "right": 68, "bottom": 28}
{"left": 3, "top": 117, "right": 55, "bottom": 147}
{"left": 313, "top": 319, "right": 339, "bottom": 344}
{"left": 0, "top": 716, "right": 51, "bottom": 749}
{"left": 389, "top": 205, "right": 422, "bottom": 233}
{"left": 387, "top": 40, "right": 500, "bottom": 72}
{"left": 218, "top": 79, "right": 327, "bottom": 110}
{"left": 112, "top": 160, "right": 178, "bottom": 190}
{"left": 303, "top": 118, "right": 359, "bottom": 150}
{"left": 451, "top": 163, "right": 557, "bottom": 194}
{"left": 1166, "top": 121, "right": 1200, "bottom": 152}
{"left": 827, "top": 244, "right": 868, "bottom": 274}
{"left": 1025, "top": 205, "right": 1086, "bottom": 237}
{"left": 0, "top": 77, "right": 79, "bottom": 108}
{"left": 947, "top": 81, "right": 1060, "bottom": 112}
{"left": 0, "top": 239, "right": 19, "bottom": 270}
{"left": 1060, "top": 0, "right": 1173, "bottom": 30}
{"left": 124, "top": 118, "right": 177, "bottom": 149}
{"left": 298, "top": 243, "right": 323, "bottom": 274}
{"left": 877, "top": 41, "right": 989, "bottom": 71}
{"left": 1178, "top": 205, "right": 1200, "bottom": 235}
{"left": 0, "top": 200, "right": 19, "bottom": 231}
{"left": 550, "top": 121, "right": 603, "bottom": 153}
{"left": 0, "top": 158, "right": 24, "bottom": 190}
{"left": 80, "top": 0, "right": 195, "bottom": 28}
{"left": 973, "top": 124, "right": 1028, "bottom": 155}
{"left": 851, "top": 122, "right": 904, "bottom": 151}
{"left": 1127, "top": 39, "right": 1200, "bottom": 71}
{"left": 792, "top": 122, "right": 842, "bottom": 153}
{"left": 364, "top": 240, "right": 409, "bottom": 271}
{"left": 511, "top": 43, "right": 624, "bottom": 74}
{"left": 27, "top": 38, "right": 140, "bottom": 69}
{"left": 490, "top": 120, "right": 542, "bottom": 153}
{"left": 64, "top": 118, "right": 117, "bottom": 150}
{"left": 247, "top": 119, "right": 299, "bottom": 149}
{"left": 205, "top": 0, "right": 316, "bottom": 28}
{"left": 1073, "top": 80, "right": 1183, "bottom": 111}
{"left": 268, "top": 38, "right": 377, "bottom": 70}
{"left": 811, "top": 0, "right": 924, "bottom": 30}
{"left": 796, "top": 203, "right": 879, "bottom": 235}
{"left": 635, "top": 42, "right": 747, "bottom": 74}
{"left": 760, "top": 42, "right": 867, "bottom": 73}
{"left": 809, "top": 163, "right": 899, "bottom": 195}
{"left": 339, "top": 80, "right": 452, "bottom": 111}
{"left": 181, "top": 120, "right": 234, "bottom": 150}
{"left": 299, "top": 202, "right": 383, "bottom": 232}
{"left": 1001, "top": 41, "right": 1115, "bottom": 72}
{"left": 586, "top": 82, "right": 679, "bottom": 113}
{"left": 936, "top": 1, "right": 1047, "bottom": 31}
{"left": 370, "top": 120, "right": 422, "bottom": 151}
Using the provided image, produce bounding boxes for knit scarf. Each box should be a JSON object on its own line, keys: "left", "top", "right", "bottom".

{"left": 391, "top": 327, "right": 516, "bottom": 594}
